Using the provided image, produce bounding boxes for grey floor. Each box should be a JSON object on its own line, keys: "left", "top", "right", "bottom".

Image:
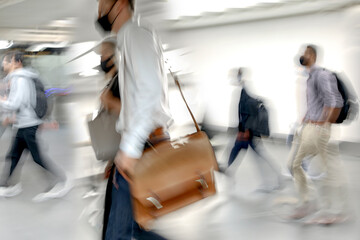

{"left": 0, "top": 126, "right": 359, "bottom": 240}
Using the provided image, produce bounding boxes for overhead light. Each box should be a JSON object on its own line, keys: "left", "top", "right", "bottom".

{"left": 26, "top": 42, "right": 68, "bottom": 52}
{"left": 47, "top": 18, "right": 76, "bottom": 28}
{"left": 79, "top": 69, "right": 99, "bottom": 77}
{"left": 0, "top": 40, "right": 13, "bottom": 49}
{"left": 168, "top": 0, "right": 282, "bottom": 19}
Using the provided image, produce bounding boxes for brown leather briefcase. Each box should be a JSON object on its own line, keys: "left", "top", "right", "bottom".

{"left": 126, "top": 76, "right": 218, "bottom": 230}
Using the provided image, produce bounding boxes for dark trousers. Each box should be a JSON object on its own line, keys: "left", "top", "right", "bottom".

{"left": 228, "top": 137, "right": 253, "bottom": 167}
{"left": 103, "top": 164, "right": 115, "bottom": 240}
{"left": 105, "top": 169, "right": 167, "bottom": 240}
{"left": 4, "top": 125, "right": 59, "bottom": 186}
{"left": 228, "top": 136, "right": 282, "bottom": 187}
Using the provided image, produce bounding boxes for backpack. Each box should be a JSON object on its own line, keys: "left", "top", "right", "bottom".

{"left": 333, "top": 73, "right": 359, "bottom": 123}
{"left": 241, "top": 90, "right": 270, "bottom": 137}
{"left": 31, "top": 77, "right": 48, "bottom": 119}
{"left": 317, "top": 69, "right": 359, "bottom": 124}
{"left": 254, "top": 100, "right": 270, "bottom": 136}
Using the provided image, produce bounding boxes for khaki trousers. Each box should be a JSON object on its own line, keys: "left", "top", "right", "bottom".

{"left": 292, "top": 123, "right": 331, "bottom": 204}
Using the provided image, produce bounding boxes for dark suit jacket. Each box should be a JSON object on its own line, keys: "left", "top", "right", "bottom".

{"left": 238, "top": 88, "right": 269, "bottom": 137}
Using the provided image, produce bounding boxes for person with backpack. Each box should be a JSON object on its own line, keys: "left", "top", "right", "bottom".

{"left": 226, "top": 68, "right": 283, "bottom": 192}
{"left": 288, "top": 45, "right": 349, "bottom": 224}
{"left": 0, "top": 51, "right": 73, "bottom": 201}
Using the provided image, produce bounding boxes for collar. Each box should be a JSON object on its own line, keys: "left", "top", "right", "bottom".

{"left": 309, "top": 65, "right": 320, "bottom": 75}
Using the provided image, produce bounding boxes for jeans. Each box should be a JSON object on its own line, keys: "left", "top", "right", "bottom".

{"left": 105, "top": 169, "right": 167, "bottom": 240}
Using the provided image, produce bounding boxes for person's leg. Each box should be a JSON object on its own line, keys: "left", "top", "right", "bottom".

{"left": 102, "top": 164, "right": 115, "bottom": 240}
{"left": 23, "top": 125, "right": 65, "bottom": 182}
{"left": 133, "top": 222, "right": 167, "bottom": 240}
{"left": 228, "top": 139, "right": 246, "bottom": 167}
{"left": 250, "top": 137, "right": 283, "bottom": 188}
{"left": 105, "top": 170, "right": 167, "bottom": 240}
{"left": 287, "top": 129, "right": 302, "bottom": 176}
{"left": 291, "top": 125, "right": 316, "bottom": 205}
{"left": 105, "top": 170, "right": 135, "bottom": 240}
{"left": 289, "top": 124, "right": 318, "bottom": 219}
{"left": 3, "top": 129, "right": 26, "bottom": 186}
{"left": 311, "top": 125, "right": 349, "bottom": 223}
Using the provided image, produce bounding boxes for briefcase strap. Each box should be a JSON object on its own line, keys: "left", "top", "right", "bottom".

{"left": 167, "top": 66, "right": 201, "bottom": 133}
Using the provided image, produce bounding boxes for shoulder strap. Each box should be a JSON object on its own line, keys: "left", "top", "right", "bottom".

{"left": 167, "top": 67, "right": 201, "bottom": 133}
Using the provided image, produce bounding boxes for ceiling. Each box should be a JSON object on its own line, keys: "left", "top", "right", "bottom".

{"left": 0, "top": 0, "right": 359, "bottom": 45}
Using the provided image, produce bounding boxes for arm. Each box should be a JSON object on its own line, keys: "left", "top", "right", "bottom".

{"left": 100, "top": 89, "right": 121, "bottom": 115}
{"left": 238, "top": 90, "right": 250, "bottom": 138}
{"left": 320, "top": 106, "right": 341, "bottom": 124}
{"left": 318, "top": 71, "right": 343, "bottom": 124}
{"left": 115, "top": 28, "right": 164, "bottom": 177}
{"left": 0, "top": 77, "right": 25, "bottom": 112}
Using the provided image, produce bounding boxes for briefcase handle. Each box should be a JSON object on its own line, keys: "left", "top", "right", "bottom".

{"left": 167, "top": 63, "right": 201, "bottom": 133}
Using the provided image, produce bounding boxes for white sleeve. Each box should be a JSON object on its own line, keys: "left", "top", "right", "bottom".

{"left": 0, "top": 78, "right": 25, "bottom": 112}
{"left": 119, "top": 28, "right": 163, "bottom": 159}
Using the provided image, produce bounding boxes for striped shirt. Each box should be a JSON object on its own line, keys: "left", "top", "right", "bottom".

{"left": 304, "top": 66, "right": 343, "bottom": 122}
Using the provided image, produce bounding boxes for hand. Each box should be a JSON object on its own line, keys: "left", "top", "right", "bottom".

{"left": 244, "top": 129, "right": 250, "bottom": 139}
{"left": 104, "top": 160, "right": 114, "bottom": 179}
{"left": 237, "top": 130, "right": 250, "bottom": 141}
{"left": 2, "top": 116, "right": 15, "bottom": 126}
{"left": 114, "top": 150, "right": 138, "bottom": 181}
{"left": 2, "top": 118, "right": 10, "bottom": 126}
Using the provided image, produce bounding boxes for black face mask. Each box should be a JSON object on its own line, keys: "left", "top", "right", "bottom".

{"left": 97, "top": 15, "right": 113, "bottom": 32}
{"left": 101, "top": 55, "right": 115, "bottom": 73}
{"left": 96, "top": 2, "right": 121, "bottom": 33}
{"left": 299, "top": 56, "right": 307, "bottom": 66}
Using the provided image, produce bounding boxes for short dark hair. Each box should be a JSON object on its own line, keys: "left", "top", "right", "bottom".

{"left": 4, "top": 51, "right": 24, "bottom": 64}
{"left": 306, "top": 45, "right": 317, "bottom": 60}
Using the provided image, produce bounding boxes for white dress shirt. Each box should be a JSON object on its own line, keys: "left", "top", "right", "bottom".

{"left": 115, "top": 17, "right": 173, "bottom": 159}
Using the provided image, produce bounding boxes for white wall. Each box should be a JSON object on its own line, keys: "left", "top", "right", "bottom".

{"left": 162, "top": 6, "right": 360, "bottom": 142}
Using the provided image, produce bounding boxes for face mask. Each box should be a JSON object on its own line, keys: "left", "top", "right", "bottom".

{"left": 101, "top": 55, "right": 115, "bottom": 73}
{"left": 97, "top": 15, "right": 113, "bottom": 32}
{"left": 96, "top": 2, "right": 121, "bottom": 33}
{"left": 299, "top": 56, "right": 307, "bottom": 66}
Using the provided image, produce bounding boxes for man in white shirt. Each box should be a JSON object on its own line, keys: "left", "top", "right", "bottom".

{"left": 97, "top": 0, "right": 171, "bottom": 239}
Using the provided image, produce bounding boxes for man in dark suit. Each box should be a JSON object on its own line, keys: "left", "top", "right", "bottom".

{"left": 227, "top": 68, "right": 283, "bottom": 192}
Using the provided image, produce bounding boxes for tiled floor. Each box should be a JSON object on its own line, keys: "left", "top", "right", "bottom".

{"left": 0, "top": 126, "right": 359, "bottom": 240}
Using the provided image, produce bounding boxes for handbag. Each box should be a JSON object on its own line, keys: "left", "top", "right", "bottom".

{"left": 124, "top": 74, "right": 219, "bottom": 230}
{"left": 87, "top": 77, "right": 121, "bottom": 161}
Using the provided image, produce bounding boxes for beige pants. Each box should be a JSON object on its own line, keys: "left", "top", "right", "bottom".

{"left": 291, "top": 123, "right": 348, "bottom": 214}
{"left": 292, "top": 123, "right": 331, "bottom": 204}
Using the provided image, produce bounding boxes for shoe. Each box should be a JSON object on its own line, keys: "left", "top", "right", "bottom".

{"left": 305, "top": 215, "right": 336, "bottom": 225}
{"left": 0, "top": 183, "right": 22, "bottom": 197}
{"left": 32, "top": 179, "right": 74, "bottom": 202}
{"left": 331, "top": 214, "right": 350, "bottom": 224}
{"left": 288, "top": 202, "right": 314, "bottom": 220}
